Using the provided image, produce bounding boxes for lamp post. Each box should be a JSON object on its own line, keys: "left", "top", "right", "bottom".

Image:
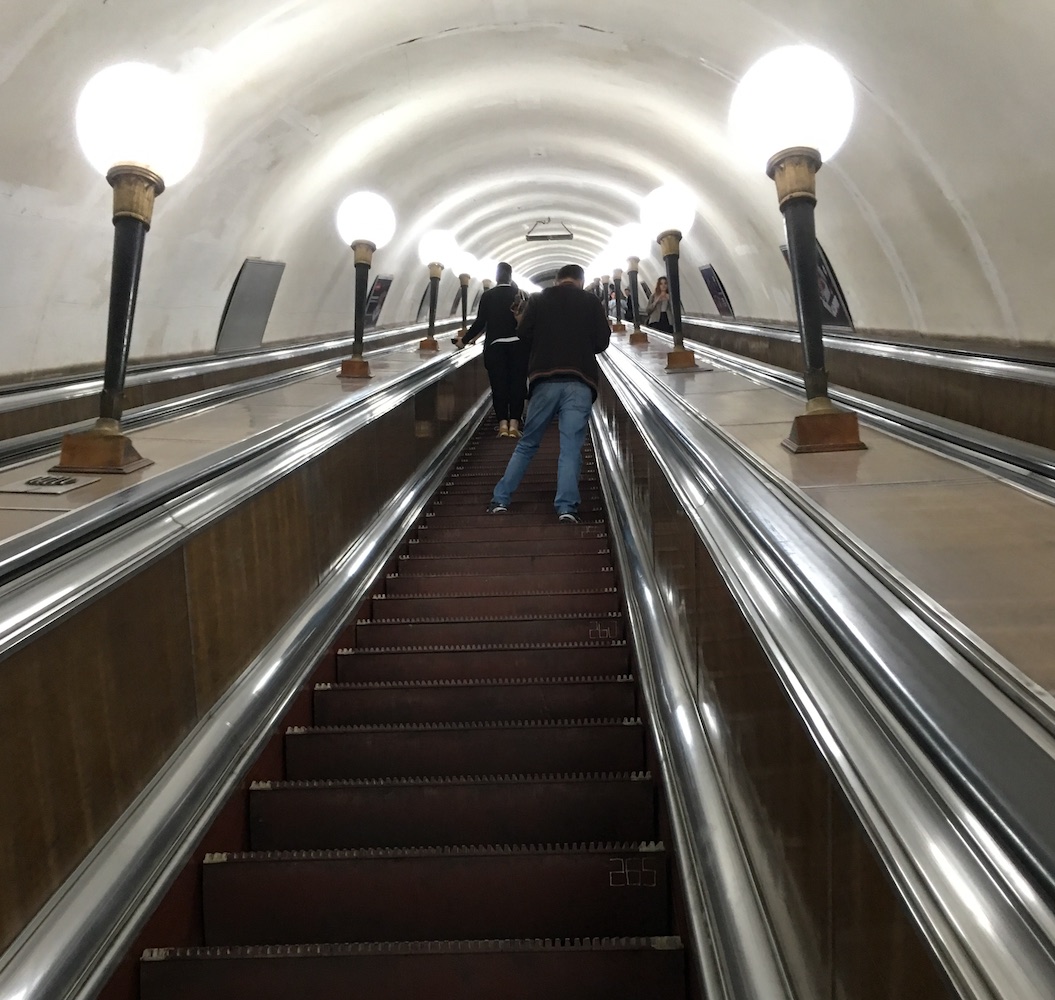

{"left": 482, "top": 279, "right": 493, "bottom": 291}
{"left": 641, "top": 184, "right": 699, "bottom": 371}
{"left": 335, "top": 191, "right": 396, "bottom": 379}
{"left": 458, "top": 273, "right": 471, "bottom": 335}
{"left": 627, "top": 257, "right": 647, "bottom": 344}
{"left": 56, "top": 62, "right": 203, "bottom": 473}
{"left": 611, "top": 269, "right": 626, "bottom": 333}
{"left": 600, "top": 275, "right": 611, "bottom": 320}
{"left": 730, "top": 44, "right": 865, "bottom": 453}
{"left": 416, "top": 229, "right": 456, "bottom": 352}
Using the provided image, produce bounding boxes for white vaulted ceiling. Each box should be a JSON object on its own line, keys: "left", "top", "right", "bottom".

{"left": 0, "top": 0, "right": 1052, "bottom": 374}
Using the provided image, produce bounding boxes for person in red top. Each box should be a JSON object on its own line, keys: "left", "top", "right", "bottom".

{"left": 487, "top": 263, "right": 611, "bottom": 523}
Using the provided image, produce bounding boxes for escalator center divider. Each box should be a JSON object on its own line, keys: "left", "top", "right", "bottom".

{"left": 140, "top": 415, "right": 687, "bottom": 999}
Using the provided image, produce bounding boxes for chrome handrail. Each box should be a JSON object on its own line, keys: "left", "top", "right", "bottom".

{"left": 0, "top": 319, "right": 462, "bottom": 468}
{"left": 682, "top": 315, "right": 1055, "bottom": 388}
{"left": 0, "top": 389, "right": 490, "bottom": 1000}
{"left": 591, "top": 406, "right": 796, "bottom": 1000}
{"left": 600, "top": 345, "right": 1055, "bottom": 999}
{"left": 0, "top": 335, "right": 475, "bottom": 588}
{"left": 0, "top": 318, "right": 456, "bottom": 414}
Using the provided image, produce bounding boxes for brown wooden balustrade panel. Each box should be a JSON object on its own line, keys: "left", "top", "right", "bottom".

{"left": 0, "top": 550, "right": 197, "bottom": 951}
{"left": 184, "top": 473, "right": 320, "bottom": 715}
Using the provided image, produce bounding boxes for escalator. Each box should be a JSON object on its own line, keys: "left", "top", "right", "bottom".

{"left": 139, "top": 417, "right": 689, "bottom": 998}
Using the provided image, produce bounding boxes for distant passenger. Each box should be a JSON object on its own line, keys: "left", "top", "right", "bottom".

{"left": 457, "top": 262, "right": 528, "bottom": 438}
{"left": 487, "top": 263, "right": 611, "bottom": 523}
{"left": 644, "top": 275, "right": 674, "bottom": 332}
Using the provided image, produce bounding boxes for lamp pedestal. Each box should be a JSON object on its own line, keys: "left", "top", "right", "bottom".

{"left": 339, "top": 240, "right": 375, "bottom": 379}
{"left": 658, "top": 230, "right": 699, "bottom": 371}
{"left": 54, "top": 163, "right": 163, "bottom": 473}
{"left": 52, "top": 418, "right": 151, "bottom": 474}
{"left": 612, "top": 269, "right": 626, "bottom": 333}
{"left": 419, "top": 262, "right": 442, "bottom": 351}
{"left": 768, "top": 147, "right": 865, "bottom": 453}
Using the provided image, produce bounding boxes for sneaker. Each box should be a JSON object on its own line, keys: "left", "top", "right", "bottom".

{"left": 557, "top": 511, "right": 582, "bottom": 524}
{"left": 487, "top": 501, "right": 508, "bottom": 513}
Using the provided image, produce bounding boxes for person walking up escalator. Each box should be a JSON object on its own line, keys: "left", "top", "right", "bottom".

{"left": 457, "top": 261, "right": 528, "bottom": 438}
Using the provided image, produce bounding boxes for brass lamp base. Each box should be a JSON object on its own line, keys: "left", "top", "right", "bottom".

{"left": 419, "top": 337, "right": 439, "bottom": 352}
{"left": 611, "top": 322, "right": 626, "bottom": 333}
{"left": 665, "top": 348, "right": 699, "bottom": 371}
{"left": 52, "top": 424, "right": 152, "bottom": 474}
{"left": 629, "top": 331, "right": 649, "bottom": 345}
{"left": 339, "top": 357, "right": 372, "bottom": 379}
{"left": 781, "top": 402, "right": 867, "bottom": 454}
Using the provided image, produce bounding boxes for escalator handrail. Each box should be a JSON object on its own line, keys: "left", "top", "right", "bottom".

{"left": 591, "top": 406, "right": 796, "bottom": 1000}
{"left": 0, "top": 319, "right": 451, "bottom": 414}
{"left": 0, "top": 343, "right": 480, "bottom": 660}
{"left": 681, "top": 314, "right": 1055, "bottom": 387}
{"left": 0, "top": 320, "right": 462, "bottom": 471}
{"left": 0, "top": 389, "right": 489, "bottom": 1000}
{"left": 647, "top": 324, "right": 1055, "bottom": 741}
{"left": 600, "top": 346, "right": 1055, "bottom": 999}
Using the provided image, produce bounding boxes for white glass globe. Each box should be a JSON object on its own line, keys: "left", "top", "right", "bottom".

{"left": 76, "top": 62, "right": 204, "bottom": 185}
{"left": 609, "top": 223, "right": 650, "bottom": 260}
{"left": 449, "top": 248, "right": 479, "bottom": 277}
{"left": 729, "top": 45, "right": 855, "bottom": 170}
{"left": 335, "top": 191, "right": 396, "bottom": 249}
{"left": 640, "top": 184, "right": 696, "bottom": 240}
{"left": 417, "top": 229, "right": 457, "bottom": 266}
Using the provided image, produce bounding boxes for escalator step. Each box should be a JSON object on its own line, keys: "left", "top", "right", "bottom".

{"left": 412, "top": 523, "right": 607, "bottom": 542}
{"left": 420, "top": 514, "right": 607, "bottom": 530}
{"left": 369, "top": 589, "right": 620, "bottom": 619}
{"left": 202, "top": 843, "right": 670, "bottom": 945}
{"left": 337, "top": 640, "right": 629, "bottom": 682}
{"left": 249, "top": 771, "right": 656, "bottom": 850}
{"left": 354, "top": 612, "right": 624, "bottom": 647}
{"left": 284, "top": 718, "right": 646, "bottom": 780}
{"left": 141, "top": 936, "right": 685, "bottom": 1000}
{"left": 395, "top": 553, "right": 611, "bottom": 575}
{"left": 407, "top": 536, "right": 608, "bottom": 557}
{"left": 313, "top": 674, "right": 637, "bottom": 725}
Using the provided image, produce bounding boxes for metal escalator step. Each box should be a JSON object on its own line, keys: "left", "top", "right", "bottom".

{"left": 395, "top": 552, "right": 611, "bottom": 575}
{"left": 201, "top": 842, "right": 671, "bottom": 945}
{"left": 141, "top": 936, "right": 685, "bottom": 1000}
{"left": 313, "top": 674, "right": 637, "bottom": 725}
{"left": 383, "top": 569, "right": 614, "bottom": 594}
{"left": 369, "top": 588, "right": 619, "bottom": 619}
{"left": 354, "top": 611, "right": 624, "bottom": 647}
{"left": 337, "top": 639, "right": 629, "bottom": 682}
{"left": 249, "top": 771, "right": 656, "bottom": 850}
{"left": 284, "top": 717, "right": 646, "bottom": 780}
{"left": 413, "top": 523, "right": 607, "bottom": 542}
{"left": 406, "top": 536, "right": 608, "bottom": 557}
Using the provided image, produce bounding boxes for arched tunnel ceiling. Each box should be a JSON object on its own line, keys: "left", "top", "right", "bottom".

{"left": 1, "top": 1, "right": 1053, "bottom": 372}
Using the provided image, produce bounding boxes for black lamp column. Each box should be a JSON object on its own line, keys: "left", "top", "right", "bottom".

{"left": 459, "top": 272, "right": 470, "bottom": 336}
{"left": 339, "top": 239, "right": 375, "bottom": 379}
{"left": 658, "top": 229, "right": 697, "bottom": 370}
{"left": 612, "top": 269, "right": 626, "bottom": 333}
{"left": 601, "top": 276, "right": 611, "bottom": 319}
{"left": 627, "top": 256, "right": 647, "bottom": 345}
{"left": 419, "top": 262, "right": 442, "bottom": 351}
{"left": 767, "top": 147, "right": 865, "bottom": 453}
{"left": 55, "top": 164, "right": 162, "bottom": 473}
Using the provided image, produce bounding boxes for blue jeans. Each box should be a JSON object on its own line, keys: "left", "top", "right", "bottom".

{"left": 491, "top": 379, "right": 594, "bottom": 514}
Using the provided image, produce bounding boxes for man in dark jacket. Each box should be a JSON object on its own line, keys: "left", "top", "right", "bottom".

{"left": 458, "top": 261, "right": 527, "bottom": 437}
{"left": 487, "top": 263, "right": 611, "bottom": 523}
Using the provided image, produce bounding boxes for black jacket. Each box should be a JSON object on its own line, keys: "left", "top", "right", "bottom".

{"left": 518, "top": 283, "right": 611, "bottom": 399}
{"left": 463, "top": 283, "right": 520, "bottom": 347}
